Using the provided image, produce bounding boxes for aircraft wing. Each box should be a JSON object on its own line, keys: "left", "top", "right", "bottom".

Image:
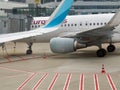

{"left": 63, "top": 9, "right": 120, "bottom": 43}
{"left": 0, "top": 27, "right": 57, "bottom": 43}
{"left": 0, "top": 0, "right": 74, "bottom": 44}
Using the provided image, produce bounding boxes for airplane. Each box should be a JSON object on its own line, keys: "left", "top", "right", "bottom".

{"left": 0, "top": 0, "right": 120, "bottom": 57}
{"left": 28, "top": 11, "right": 120, "bottom": 57}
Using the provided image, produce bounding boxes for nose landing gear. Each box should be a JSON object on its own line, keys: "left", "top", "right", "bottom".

{"left": 96, "top": 48, "right": 106, "bottom": 57}
{"left": 26, "top": 42, "right": 33, "bottom": 55}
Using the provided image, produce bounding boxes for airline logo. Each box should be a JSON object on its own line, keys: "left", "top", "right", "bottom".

{"left": 32, "top": 19, "right": 68, "bottom": 25}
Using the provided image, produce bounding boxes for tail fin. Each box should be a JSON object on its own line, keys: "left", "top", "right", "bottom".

{"left": 44, "top": 0, "right": 74, "bottom": 28}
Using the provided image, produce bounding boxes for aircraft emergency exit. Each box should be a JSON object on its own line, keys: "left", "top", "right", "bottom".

{"left": 0, "top": 0, "right": 120, "bottom": 57}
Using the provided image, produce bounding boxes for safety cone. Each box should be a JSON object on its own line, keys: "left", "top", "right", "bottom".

{"left": 101, "top": 64, "right": 106, "bottom": 74}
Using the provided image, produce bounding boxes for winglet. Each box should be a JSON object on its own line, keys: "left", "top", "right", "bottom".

{"left": 44, "top": 0, "right": 74, "bottom": 28}
{"left": 108, "top": 9, "right": 120, "bottom": 27}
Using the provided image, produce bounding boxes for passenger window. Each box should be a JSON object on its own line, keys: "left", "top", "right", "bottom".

{"left": 75, "top": 24, "right": 77, "bottom": 26}
{"left": 71, "top": 24, "right": 73, "bottom": 26}
{"left": 32, "top": 25, "right": 34, "bottom": 28}
{"left": 68, "top": 24, "right": 70, "bottom": 27}
{"left": 35, "top": 25, "right": 37, "bottom": 28}
{"left": 80, "top": 23, "right": 82, "bottom": 26}
{"left": 93, "top": 23, "right": 95, "bottom": 25}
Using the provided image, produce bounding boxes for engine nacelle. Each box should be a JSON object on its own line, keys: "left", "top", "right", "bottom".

{"left": 50, "top": 37, "right": 86, "bottom": 53}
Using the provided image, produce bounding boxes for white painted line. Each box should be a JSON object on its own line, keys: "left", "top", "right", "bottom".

{"left": 0, "top": 74, "right": 27, "bottom": 80}
{"left": 33, "top": 73, "right": 48, "bottom": 90}
{"left": 94, "top": 74, "right": 100, "bottom": 90}
{"left": 47, "top": 73, "right": 59, "bottom": 90}
{"left": 79, "top": 74, "right": 84, "bottom": 90}
{"left": 0, "top": 66, "right": 32, "bottom": 73}
{"left": 63, "top": 73, "right": 72, "bottom": 90}
{"left": 17, "top": 73, "right": 37, "bottom": 90}
{"left": 107, "top": 74, "right": 117, "bottom": 90}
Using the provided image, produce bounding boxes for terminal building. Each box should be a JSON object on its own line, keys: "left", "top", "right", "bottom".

{"left": 1, "top": 0, "right": 120, "bottom": 16}
{"left": 8, "top": 0, "right": 120, "bottom": 14}
{"left": 0, "top": 0, "right": 28, "bottom": 34}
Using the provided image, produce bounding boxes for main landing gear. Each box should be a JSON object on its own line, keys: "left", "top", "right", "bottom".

{"left": 96, "top": 48, "right": 106, "bottom": 57}
{"left": 26, "top": 42, "right": 33, "bottom": 55}
{"left": 96, "top": 44, "right": 116, "bottom": 57}
{"left": 107, "top": 44, "right": 115, "bottom": 52}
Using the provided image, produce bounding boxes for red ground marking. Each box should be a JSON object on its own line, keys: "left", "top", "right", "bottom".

{"left": 107, "top": 74, "right": 117, "bottom": 90}
{"left": 48, "top": 73, "right": 59, "bottom": 90}
{"left": 94, "top": 74, "right": 99, "bottom": 90}
{"left": 17, "top": 73, "right": 37, "bottom": 90}
{"left": 79, "top": 74, "right": 84, "bottom": 90}
{"left": 16, "top": 55, "right": 43, "bottom": 61}
{"left": 0, "top": 54, "right": 56, "bottom": 64}
{"left": 0, "top": 55, "right": 41, "bottom": 64}
{"left": 17, "top": 56, "right": 26, "bottom": 61}
{"left": 4, "top": 57, "right": 12, "bottom": 62}
{"left": 33, "top": 73, "right": 48, "bottom": 90}
{"left": 63, "top": 73, "right": 72, "bottom": 90}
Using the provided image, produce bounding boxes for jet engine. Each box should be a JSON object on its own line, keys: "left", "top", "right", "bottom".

{"left": 50, "top": 37, "right": 86, "bottom": 53}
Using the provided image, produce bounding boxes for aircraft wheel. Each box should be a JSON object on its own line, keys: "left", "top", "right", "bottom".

{"left": 96, "top": 49, "right": 106, "bottom": 57}
{"left": 107, "top": 44, "right": 115, "bottom": 52}
{"left": 26, "top": 50, "right": 32, "bottom": 54}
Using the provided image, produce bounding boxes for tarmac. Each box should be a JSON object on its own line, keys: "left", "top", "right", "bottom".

{"left": 0, "top": 42, "right": 119, "bottom": 90}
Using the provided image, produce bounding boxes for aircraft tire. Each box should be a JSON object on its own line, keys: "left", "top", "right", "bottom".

{"left": 96, "top": 49, "right": 106, "bottom": 57}
{"left": 107, "top": 44, "right": 115, "bottom": 52}
{"left": 26, "top": 50, "right": 32, "bottom": 54}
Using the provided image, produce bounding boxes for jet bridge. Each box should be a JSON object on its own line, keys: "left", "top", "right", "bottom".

{"left": 0, "top": 14, "right": 33, "bottom": 34}
{"left": 0, "top": 16, "right": 9, "bottom": 34}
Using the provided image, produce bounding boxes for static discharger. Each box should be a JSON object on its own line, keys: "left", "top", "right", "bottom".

{"left": 101, "top": 64, "right": 106, "bottom": 74}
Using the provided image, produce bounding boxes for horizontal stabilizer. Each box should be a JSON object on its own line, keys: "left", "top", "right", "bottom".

{"left": 108, "top": 9, "right": 120, "bottom": 27}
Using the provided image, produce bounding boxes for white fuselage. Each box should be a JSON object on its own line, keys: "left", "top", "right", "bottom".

{"left": 19, "top": 13, "right": 120, "bottom": 43}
